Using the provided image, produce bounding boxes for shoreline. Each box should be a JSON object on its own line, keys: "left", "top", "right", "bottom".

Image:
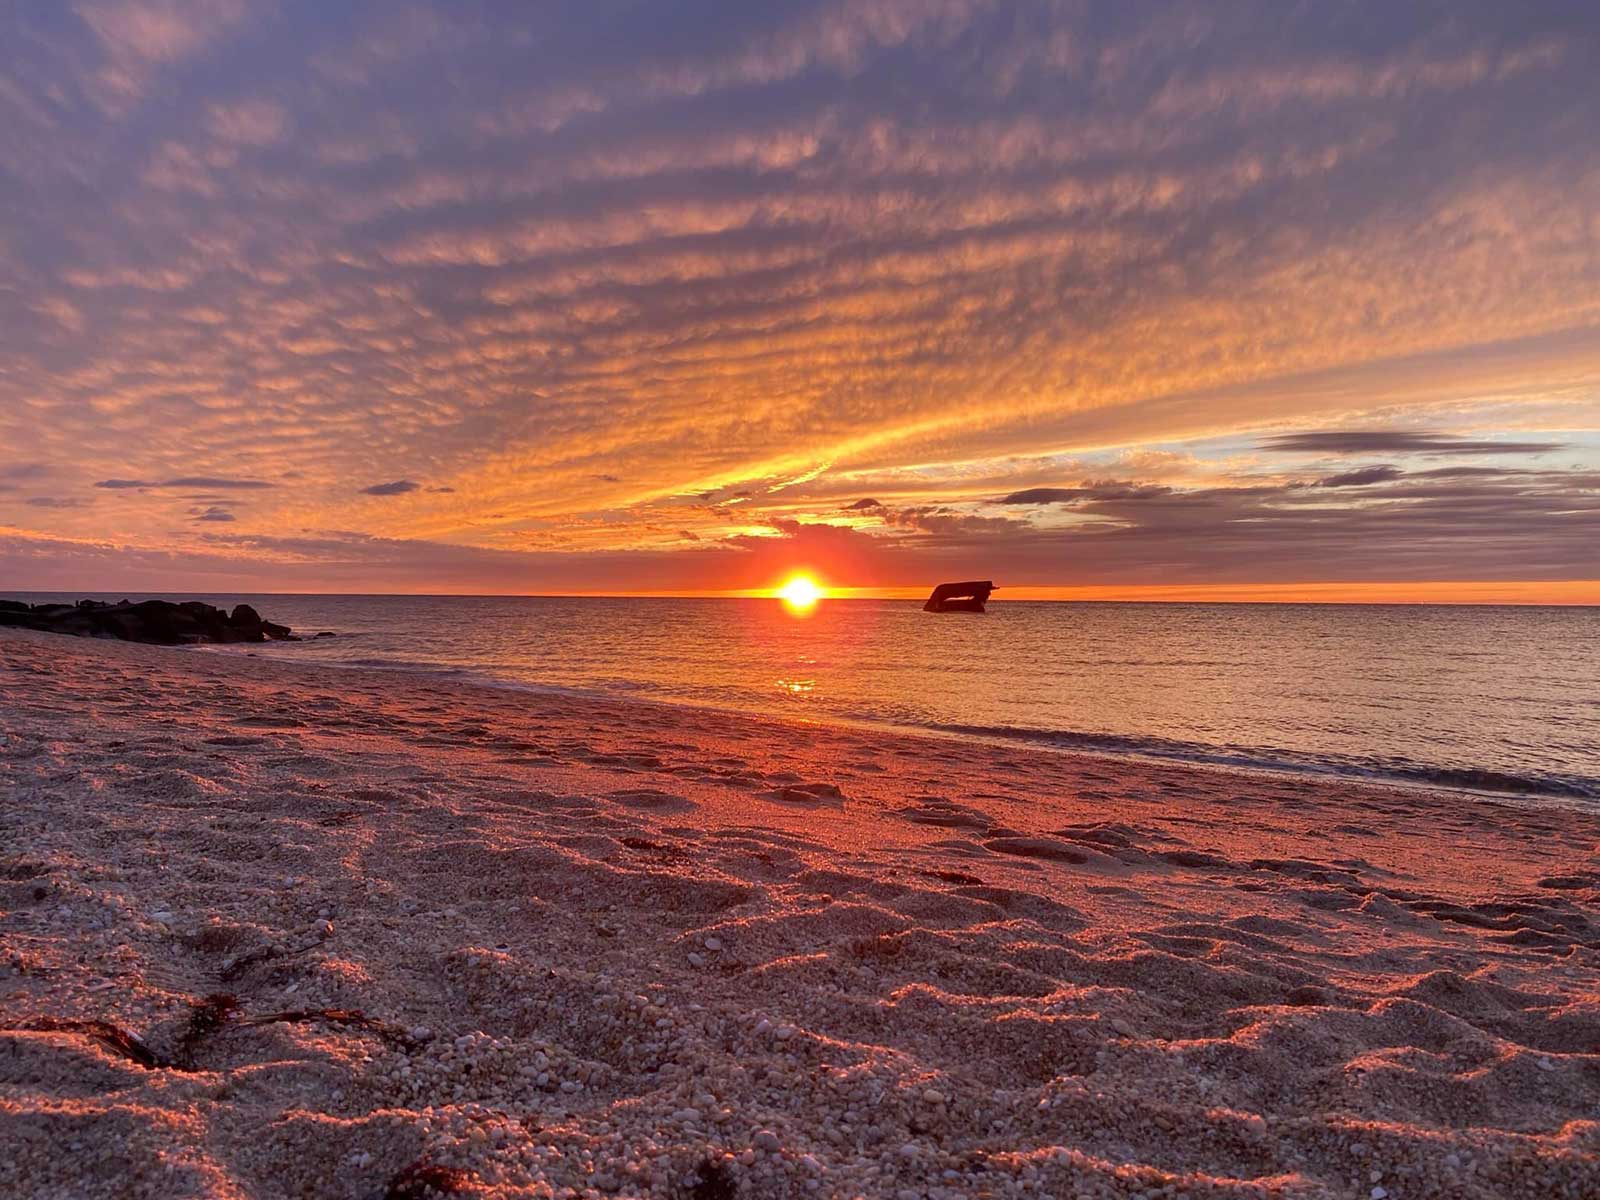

{"left": 3, "top": 627, "right": 1599, "bottom": 1199}
{"left": 197, "top": 637, "right": 1600, "bottom": 811}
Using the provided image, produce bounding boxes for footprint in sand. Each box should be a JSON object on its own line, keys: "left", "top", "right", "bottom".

{"left": 982, "top": 836, "right": 1116, "bottom": 866}
{"left": 607, "top": 788, "right": 698, "bottom": 813}
{"left": 758, "top": 782, "right": 845, "bottom": 806}
{"left": 895, "top": 799, "right": 990, "bottom": 829}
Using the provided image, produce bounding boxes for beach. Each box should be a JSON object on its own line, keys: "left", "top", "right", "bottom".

{"left": 2, "top": 627, "right": 1597, "bottom": 1199}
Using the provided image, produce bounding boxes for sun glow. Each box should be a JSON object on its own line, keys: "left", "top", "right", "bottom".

{"left": 776, "top": 573, "right": 824, "bottom": 613}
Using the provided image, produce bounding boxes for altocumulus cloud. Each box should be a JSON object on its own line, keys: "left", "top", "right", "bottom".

{"left": 0, "top": 3, "right": 1596, "bottom": 591}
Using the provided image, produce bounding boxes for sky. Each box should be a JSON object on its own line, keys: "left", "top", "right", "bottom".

{"left": 2, "top": 1, "right": 1598, "bottom": 600}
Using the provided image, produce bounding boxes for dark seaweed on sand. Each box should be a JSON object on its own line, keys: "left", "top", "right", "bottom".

{"left": 173, "top": 992, "right": 241, "bottom": 1068}
{"left": 219, "top": 926, "right": 332, "bottom": 981}
{"left": 17, "top": 1017, "right": 164, "bottom": 1069}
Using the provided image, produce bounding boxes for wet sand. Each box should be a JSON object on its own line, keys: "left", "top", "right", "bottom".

{"left": 2, "top": 628, "right": 1597, "bottom": 1198}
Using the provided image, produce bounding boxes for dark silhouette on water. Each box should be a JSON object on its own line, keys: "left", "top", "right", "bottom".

{"left": 923, "top": 580, "right": 994, "bottom": 612}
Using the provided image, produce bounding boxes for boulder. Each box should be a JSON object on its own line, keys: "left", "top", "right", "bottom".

{"left": 229, "top": 604, "right": 263, "bottom": 627}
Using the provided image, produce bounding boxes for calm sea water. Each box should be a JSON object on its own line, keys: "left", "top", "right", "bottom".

{"left": 13, "top": 594, "right": 1600, "bottom": 804}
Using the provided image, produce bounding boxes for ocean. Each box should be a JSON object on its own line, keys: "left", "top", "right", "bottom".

{"left": 13, "top": 594, "right": 1599, "bottom": 804}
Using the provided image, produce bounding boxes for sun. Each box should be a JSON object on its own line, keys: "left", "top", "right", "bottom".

{"left": 776, "top": 573, "right": 824, "bottom": 612}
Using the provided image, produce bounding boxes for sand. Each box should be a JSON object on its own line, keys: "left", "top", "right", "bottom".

{"left": 1, "top": 627, "right": 1597, "bottom": 1199}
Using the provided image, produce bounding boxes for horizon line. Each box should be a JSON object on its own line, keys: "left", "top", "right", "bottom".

{"left": 7, "top": 580, "right": 1600, "bottom": 606}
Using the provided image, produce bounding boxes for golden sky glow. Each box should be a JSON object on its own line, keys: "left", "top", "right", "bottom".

{"left": 1, "top": 4, "right": 1597, "bottom": 600}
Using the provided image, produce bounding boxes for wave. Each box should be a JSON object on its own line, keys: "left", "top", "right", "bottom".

{"left": 923, "top": 721, "right": 1600, "bottom": 803}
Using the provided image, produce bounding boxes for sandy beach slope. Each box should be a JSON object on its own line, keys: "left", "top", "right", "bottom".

{"left": 2, "top": 628, "right": 1598, "bottom": 1199}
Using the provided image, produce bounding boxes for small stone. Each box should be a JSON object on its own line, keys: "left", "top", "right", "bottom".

{"left": 922, "top": 1089, "right": 946, "bottom": 1105}
{"left": 753, "top": 1130, "right": 781, "bottom": 1152}
{"left": 704, "top": 936, "right": 723, "bottom": 951}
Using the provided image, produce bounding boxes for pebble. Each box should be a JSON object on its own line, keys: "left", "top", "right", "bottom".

{"left": 753, "top": 1130, "right": 781, "bottom": 1152}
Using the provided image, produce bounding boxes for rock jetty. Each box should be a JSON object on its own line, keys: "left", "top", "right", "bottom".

{"left": 0, "top": 598, "right": 297, "bottom": 645}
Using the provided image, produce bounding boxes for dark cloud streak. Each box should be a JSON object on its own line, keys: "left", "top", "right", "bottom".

{"left": 1261, "top": 431, "right": 1566, "bottom": 456}
{"left": 94, "top": 477, "right": 276, "bottom": 490}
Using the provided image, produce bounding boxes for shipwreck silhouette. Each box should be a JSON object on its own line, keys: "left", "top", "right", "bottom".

{"left": 923, "top": 580, "right": 995, "bottom": 613}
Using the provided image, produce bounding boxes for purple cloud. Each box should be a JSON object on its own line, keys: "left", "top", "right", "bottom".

{"left": 1262, "top": 431, "right": 1565, "bottom": 456}
{"left": 94, "top": 477, "right": 275, "bottom": 490}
